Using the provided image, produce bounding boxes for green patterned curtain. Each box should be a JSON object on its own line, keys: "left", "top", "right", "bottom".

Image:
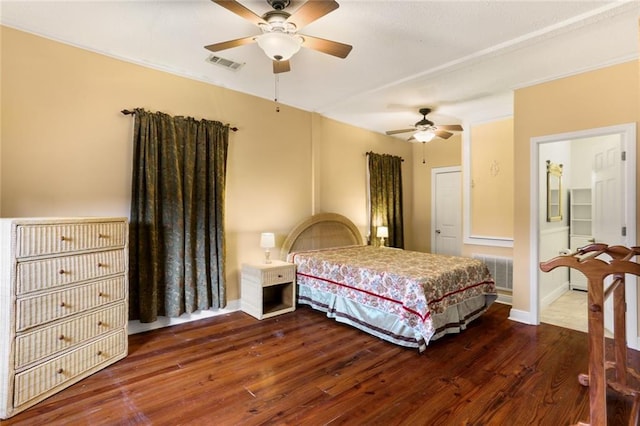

{"left": 128, "top": 109, "right": 229, "bottom": 323}
{"left": 368, "top": 152, "right": 404, "bottom": 248}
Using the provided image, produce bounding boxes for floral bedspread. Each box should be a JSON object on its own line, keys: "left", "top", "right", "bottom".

{"left": 290, "top": 245, "right": 496, "bottom": 342}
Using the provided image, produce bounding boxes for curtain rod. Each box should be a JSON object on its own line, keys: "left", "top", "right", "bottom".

{"left": 365, "top": 151, "right": 404, "bottom": 162}
{"left": 121, "top": 109, "right": 238, "bottom": 132}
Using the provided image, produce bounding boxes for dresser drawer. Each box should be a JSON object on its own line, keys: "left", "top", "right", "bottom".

{"left": 16, "top": 221, "right": 127, "bottom": 259}
{"left": 16, "top": 249, "right": 125, "bottom": 295}
{"left": 13, "top": 330, "right": 127, "bottom": 408}
{"left": 15, "top": 303, "right": 126, "bottom": 369}
{"left": 16, "top": 276, "right": 126, "bottom": 332}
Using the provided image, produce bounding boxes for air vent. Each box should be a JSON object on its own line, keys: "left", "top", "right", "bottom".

{"left": 206, "top": 55, "right": 245, "bottom": 71}
{"left": 472, "top": 254, "right": 513, "bottom": 291}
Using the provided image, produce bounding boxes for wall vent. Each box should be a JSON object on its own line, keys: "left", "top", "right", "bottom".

{"left": 472, "top": 254, "right": 513, "bottom": 291}
{"left": 206, "top": 55, "right": 245, "bottom": 71}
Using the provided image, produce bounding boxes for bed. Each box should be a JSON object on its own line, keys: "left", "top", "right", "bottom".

{"left": 281, "top": 213, "right": 497, "bottom": 352}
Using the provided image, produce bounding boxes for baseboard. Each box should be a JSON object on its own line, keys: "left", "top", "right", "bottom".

{"left": 508, "top": 308, "right": 537, "bottom": 325}
{"left": 540, "top": 281, "right": 569, "bottom": 309}
{"left": 127, "top": 299, "right": 241, "bottom": 335}
{"left": 496, "top": 293, "right": 512, "bottom": 305}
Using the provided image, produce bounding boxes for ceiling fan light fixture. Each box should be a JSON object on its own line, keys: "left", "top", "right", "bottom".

{"left": 257, "top": 32, "right": 302, "bottom": 61}
{"left": 414, "top": 130, "right": 435, "bottom": 143}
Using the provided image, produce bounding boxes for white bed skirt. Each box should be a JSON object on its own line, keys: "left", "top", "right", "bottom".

{"left": 297, "top": 283, "right": 497, "bottom": 352}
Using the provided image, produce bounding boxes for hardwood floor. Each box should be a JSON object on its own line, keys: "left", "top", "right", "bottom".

{"left": 2, "top": 303, "right": 638, "bottom": 425}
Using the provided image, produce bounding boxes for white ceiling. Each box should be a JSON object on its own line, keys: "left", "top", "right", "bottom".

{"left": 1, "top": 0, "right": 639, "bottom": 138}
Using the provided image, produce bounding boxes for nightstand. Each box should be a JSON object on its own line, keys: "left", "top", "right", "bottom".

{"left": 241, "top": 260, "right": 296, "bottom": 320}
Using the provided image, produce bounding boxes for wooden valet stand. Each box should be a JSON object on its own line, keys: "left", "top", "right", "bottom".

{"left": 540, "top": 244, "right": 640, "bottom": 426}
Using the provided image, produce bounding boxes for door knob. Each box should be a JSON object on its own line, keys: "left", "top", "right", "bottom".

{"left": 435, "top": 229, "right": 441, "bottom": 234}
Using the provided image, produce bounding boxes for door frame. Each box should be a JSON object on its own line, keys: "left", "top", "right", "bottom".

{"left": 529, "top": 123, "right": 637, "bottom": 349}
{"left": 431, "top": 166, "right": 462, "bottom": 255}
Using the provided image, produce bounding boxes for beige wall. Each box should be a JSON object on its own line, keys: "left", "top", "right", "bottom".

{"left": 312, "top": 115, "right": 414, "bottom": 245}
{"left": 513, "top": 60, "right": 639, "bottom": 317}
{"left": 0, "top": 26, "right": 419, "bottom": 303}
{"left": 470, "top": 118, "right": 514, "bottom": 238}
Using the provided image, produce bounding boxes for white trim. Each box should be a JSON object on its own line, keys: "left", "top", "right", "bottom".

{"left": 464, "top": 235, "right": 514, "bottom": 247}
{"left": 529, "top": 134, "right": 541, "bottom": 326}
{"left": 530, "top": 123, "right": 637, "bottom": 349}
{"left": 621, "top": 122, "right": 638, "bottom": 349}
{"left": 431, "top": 166, "right": 462, "bottom": 254}
{"left": 496, "top": 293, "right": 513, "bottom": 305}
{"left": 508, "top": 308, "right": 537, "bottom": 325}
{"left": 462, "top": 119, "right": 515, "bottom": 248}
{"left": 127, "top": 299, "right": 241, "bottom": 335}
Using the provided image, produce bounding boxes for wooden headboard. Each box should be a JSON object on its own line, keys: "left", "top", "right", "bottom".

{"left": 280, "top": 213, "right": 364, "bottom": 260}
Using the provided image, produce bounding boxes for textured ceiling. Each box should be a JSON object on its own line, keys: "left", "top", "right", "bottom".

{"left": 1, "top": 0, "right": 638, "bottom": 137}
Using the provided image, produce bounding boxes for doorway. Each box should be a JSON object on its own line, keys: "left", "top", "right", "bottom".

{"left": 531, "top": 123, "right": 637, "bottom": 349}
{"left": 432, "top": 166, "right": 462, "bottom": 255}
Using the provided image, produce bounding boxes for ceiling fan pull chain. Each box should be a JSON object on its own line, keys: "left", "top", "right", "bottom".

{"left": 274, "top": 74, "right": 280, "bottom": 112}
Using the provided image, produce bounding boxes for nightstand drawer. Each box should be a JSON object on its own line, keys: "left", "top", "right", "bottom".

{"left": 242, "top": 264, "right": 294, "bottom": 286}
{"left": 262, "top": 266, "right": 295, "bottom": 286}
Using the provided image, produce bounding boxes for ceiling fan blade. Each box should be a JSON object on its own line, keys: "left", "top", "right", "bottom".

{"left": 435, "top": 130, "right": 454, "bottom": 139}
{"left": 205, "top": 36, "right": 257, "bottom": 52}
{"left": 288, "top": 0, "right": 339, "bottom": 29}
{"left": 273, "top": 60, "right": 291, "bottom": 74}
{"left": 301, "top": 34, "right": 352, "bottom": 58}
{"left": 437, "top": 124, "right": 464, "bottom": 132}
{"left": 212, "top": 0, "right": 266, "bottom": 25}
{"left": 386, "top": 129, "right": 415, "bottom": 136}
{"left": 302, "top": 35, "right": 353, "bottom": 59}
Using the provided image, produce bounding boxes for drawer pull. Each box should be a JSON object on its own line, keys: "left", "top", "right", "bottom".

{"left": 98, "top": 262, "right": 104, "bottom": 267}
{"left": 58, "top": 334, "right": 65, "bottom": 341}
{"left": 98, "top": 291, "right": 107, "bottom": 298}
{"left": 59, "top": 269, "right": 66, "bottom": 275}
{"left": 97, "top": 320, "right": 104, "bottom": 326}
{"left": 57, "top": 368, "right": 64, "bottom": 374}
{"left": 98, "top": 233, "right": 108, "bottom": 239}
{"left": 277, "top": 274, "right": 283, "bottom": 278}
{"left": 60, "top": 236, "right": 67, "bottom": 242}
{"left": 59, "top": 301, "right": 66, "bottom": 308}
{"left": 97, "top": 350, "right": 103, "bottom": 356}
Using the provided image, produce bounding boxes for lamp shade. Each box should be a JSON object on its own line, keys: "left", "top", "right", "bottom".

{"left": 260, "top": 232, "right": 275, "bottom": 249}
{"left": 414, "top": 130, "right": 435, "bottom": 142}
{"left": 256, "top": 32, "right": 303, "bottom": 61}
{"left": 376, "top": 226, "right": 389, "bottom": 238}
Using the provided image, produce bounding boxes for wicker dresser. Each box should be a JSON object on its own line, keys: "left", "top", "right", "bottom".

{"left": 0, "top": 217, "right": 129, "bottom": 419}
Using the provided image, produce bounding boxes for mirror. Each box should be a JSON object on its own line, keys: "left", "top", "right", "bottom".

{"left": 546, "top": 160, "right": 563, "bottom": 222}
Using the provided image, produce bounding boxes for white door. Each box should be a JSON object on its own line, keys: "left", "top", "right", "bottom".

{"left": 591, "top": 136, "right": 624, "bottom": 334}
{"left": 432, "top": 167, "right": 462, "bottom": 256}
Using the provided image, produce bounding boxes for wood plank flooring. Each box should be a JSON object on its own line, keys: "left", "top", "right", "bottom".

{"left": 2, "top": 303, "right": 639, "bottom": 425}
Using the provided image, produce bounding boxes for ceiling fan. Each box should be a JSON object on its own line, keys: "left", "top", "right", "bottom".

{"left": 205, "top": 0, "right": 353, "bottom": 74}
{"left": 386, "top": 108, "right": 464, "bottom": 142}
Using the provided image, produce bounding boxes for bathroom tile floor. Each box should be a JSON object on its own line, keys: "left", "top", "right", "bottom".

{"left": 540, "top": 290, "right": 588, "bottom": 333}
